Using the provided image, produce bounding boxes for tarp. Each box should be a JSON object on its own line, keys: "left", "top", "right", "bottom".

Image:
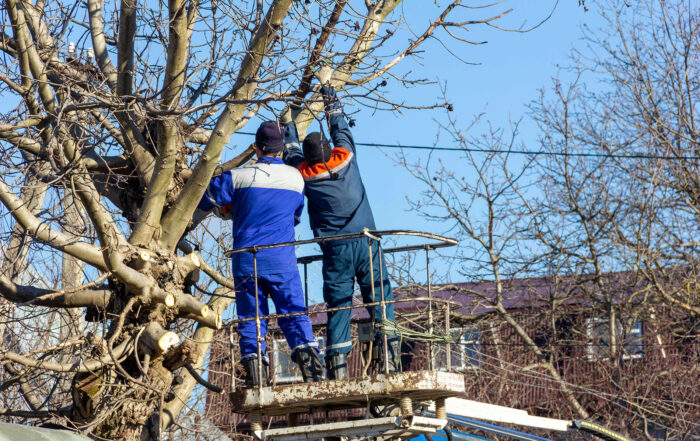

{"left": 0, "top": 422, "right": 91, "bottom": 441}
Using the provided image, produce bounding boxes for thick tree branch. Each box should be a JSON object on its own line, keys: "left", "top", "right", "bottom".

{"left": 0, "top": 129, "right": 131, "bottom": 173}
{"left": 158, "top": 0, "right": 294, "bottom": 251}
{"left": 7, "top": 0, "right": 58, "bottom": 115}
{"left": 0, "top": 160, "right": 50, "bottom": 345}
{"left": 117, "top": 0, "right": 136, "bottom": 97}
{"left": 0, "top": 337, "right": 132, "bottom": 373}
{"left": 161, "top": 287, "right": 233, "bottom": 430}
{"left": 0, "top": 274, "right": 112, "bottom": 308}
{"left": 0, "top": 161, "right": 50, "bottom": 280}
{"left": 129, "top": 0, "right": 198, "bottom": 246}
{"left": 0, "top": 177, "right": 108, "bottom": 271}
{"left": 4, "top": 363, "right": 42, "bottom": 412}
{"left": 87, "top": 0, "right": 118, "bottom": 90}
{"left": 179, "top": 145, "right": 255, "bottom": 180}
{"left": 18, "top": 0, "right": 55, "bottom": 50}
{"left": 86, "top": 0, "right": 155, "bottom": 183}
{"left": 176, "top": 252, "right": 236, "bottom": 291}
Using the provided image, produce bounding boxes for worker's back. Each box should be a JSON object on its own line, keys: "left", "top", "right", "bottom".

{"left": 299, "top": 145, "right": 375, "bottom": 239}
{"left": 284, "top": 96, "right": 375, "bottom": 240}
{"left": 199, "top": 157, "right": 304, "bottom": 274}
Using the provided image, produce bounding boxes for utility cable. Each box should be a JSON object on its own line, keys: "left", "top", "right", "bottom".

{"left": 233, "top": 131, "right": 700, "bottom": 161}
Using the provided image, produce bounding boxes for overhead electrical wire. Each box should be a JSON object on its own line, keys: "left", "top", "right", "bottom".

{"left": 233, "top": 131, "right": 700, "bottom": 161}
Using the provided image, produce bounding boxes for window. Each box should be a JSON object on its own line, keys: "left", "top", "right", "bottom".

{"left": 586, "top": 318, "right": 642, "bottom": 361}
{"left": 272, "top": 337, "right": 325, "bottom": 383}
{"left": 434, "top": 328, "right": 481, "bottom": 371}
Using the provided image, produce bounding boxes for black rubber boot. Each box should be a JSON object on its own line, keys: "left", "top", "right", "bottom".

{"left": 293, "top": 347, "right": 324, "bottom": 383}
{"left": 377, "top": 337, "right": 401, "bottom": 373}
{"left": 242, "top": 358, "right": 267, "bottom": 388}
{"left": 326, "top": 353, "right": 349, "bottom": 380}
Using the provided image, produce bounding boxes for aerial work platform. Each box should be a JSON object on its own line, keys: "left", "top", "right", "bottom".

{"left": 230, "top": 371, "right": 465, "bottom": 440}
{"left": 219, "top": 231, "right": 636, "bottom": 441}
{"left": 252, "top": 416, "right": 448, "bottom": 441}
{"left": 230, "top": 370, "right": 465, "bottom": 415}
{"left": 224, "top": 231, "right": 464, "bottom": 440}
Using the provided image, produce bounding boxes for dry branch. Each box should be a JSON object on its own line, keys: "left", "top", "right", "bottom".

{"left": 0, "top": 275, "right": 112, "bottom": 309}
{"left": 0, "top": 338, "right": 132, "bottom": 373}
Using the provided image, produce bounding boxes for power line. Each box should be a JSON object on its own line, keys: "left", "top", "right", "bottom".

{"left": 233, "top": 131, "right": 700, "bottom": 160}
{"left": 355, "top": 142, "right": 700, "bottom": 160}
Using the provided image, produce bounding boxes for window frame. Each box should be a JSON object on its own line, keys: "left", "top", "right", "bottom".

{"left": 586, "top": 317, "right": 643, "bottom": 361}
{"left": 434, "top": 327, "right": 482, "bottom": 371}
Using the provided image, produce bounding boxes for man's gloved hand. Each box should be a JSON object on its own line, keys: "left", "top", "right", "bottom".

{"left": 313, "top": 61, "right": 333, "bottom": 86}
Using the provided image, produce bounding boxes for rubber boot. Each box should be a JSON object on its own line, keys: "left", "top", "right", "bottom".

{"left": 377, "top": 337, "right": 401, "bottom": 373}
{"left": 242, "top": 358, "right": 267, "bottom": 388}
{"left": 326, "top": 353, "right": 349, "bottom": 380}
{"left": 293, "top": 347, "right": 324, "bottom": 383}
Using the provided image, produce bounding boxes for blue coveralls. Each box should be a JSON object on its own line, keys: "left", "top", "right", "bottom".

{"left": 198, "top": 157, "right": 317, "bottom": 363}
{"left": 284, "top": 87, "right": 395, "bottom": 357}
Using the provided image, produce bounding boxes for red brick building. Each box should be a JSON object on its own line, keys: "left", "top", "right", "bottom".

{"left": 205, "top": 272, "right": 700, "bottom": 440}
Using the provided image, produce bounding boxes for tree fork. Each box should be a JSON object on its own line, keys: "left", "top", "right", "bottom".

{"left": 157, "top": 0, "right": 295, "bottom": 251}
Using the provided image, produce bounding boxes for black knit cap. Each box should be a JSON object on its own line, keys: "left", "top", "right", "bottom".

{"left": 303, "top": 132, "right": 332, "bottom": 164}
{"left": 255, "top": 121, "right": 284, "bottom": 153}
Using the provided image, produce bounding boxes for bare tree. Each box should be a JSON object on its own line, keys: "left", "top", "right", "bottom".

{"left": 402, "top": 0, "right": 699, "bottom": 438}
{"left": 527, "top": 0, "right": 699, "bottom": 435}
{"left": 0, "top": 0, "right": 518, "bottom": 439}
{"left": 400, "top": 111, "right": 593, "bottom": 419}
{"left": 532, "top": 0, "right": 700, "bottom": 315}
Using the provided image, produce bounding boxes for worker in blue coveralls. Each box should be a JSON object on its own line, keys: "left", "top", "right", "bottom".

{"left": 283, "top": 69, "right": 400, "bottom": 380}
{"left": 198, "top": 121, "right": 324, "bottom": 387}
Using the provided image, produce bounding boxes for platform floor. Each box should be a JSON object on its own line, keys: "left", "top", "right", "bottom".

{"left": 230, "top": 370, "right": 465, "bottom": 416}
{"left": 255, "top": 416, "right": 448, "bottom": 441}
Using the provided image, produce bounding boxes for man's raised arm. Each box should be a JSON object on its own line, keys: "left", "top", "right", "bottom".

{"left": 321, "top": 86, "right": 356, "bottom": 155}
{"left": 282, "top": 118, "right": 305, "bottom": 168}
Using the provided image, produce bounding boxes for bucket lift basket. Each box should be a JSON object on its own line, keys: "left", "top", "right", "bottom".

{"left": 224, "top": 230, "right": 461, "bottom": 440}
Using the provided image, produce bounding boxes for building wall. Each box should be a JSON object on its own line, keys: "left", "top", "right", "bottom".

{"left": 205, "top": 304, "right": 700, "bottom": 439}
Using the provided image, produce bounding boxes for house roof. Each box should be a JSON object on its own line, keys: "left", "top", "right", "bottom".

{"left": 305, "top": 270, "right": 654, "bottom": 326}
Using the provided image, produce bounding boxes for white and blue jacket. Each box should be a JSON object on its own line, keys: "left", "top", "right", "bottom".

{"left": 198, "top": 157, "right": 304, "bottom": 276}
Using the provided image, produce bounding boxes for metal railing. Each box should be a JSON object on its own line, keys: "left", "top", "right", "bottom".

{"left": 224, "top": 229, "right": 459, "bottom": 392}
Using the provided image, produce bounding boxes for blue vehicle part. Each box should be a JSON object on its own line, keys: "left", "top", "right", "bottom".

{"left": 414, "top": 411, "right": 635, "bottom": 441}
{"left": 413, "top": 412, "right": 556, "bottom": 441}
{"left": 412, "top": 428, "right": 493, "bottom": 441}
{"left": 445, "top": 415, "right": 556, "bottom": 441}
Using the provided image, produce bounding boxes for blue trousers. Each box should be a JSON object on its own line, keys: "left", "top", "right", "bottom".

{"left": 322, "top": 237, "right": 395, "bottom": 356}
{"left": 235, "top": 272, "right": 317, "bottom": 363}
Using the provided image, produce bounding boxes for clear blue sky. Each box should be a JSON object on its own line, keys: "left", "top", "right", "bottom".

{"left": 0, "top": 0, "right": 609, "bottom": 304}
{"left": 356, "top": 0, "right": 604, "bottom": 235}
{"left": 230, "top": 0, "right": 608, "bottom": 302}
